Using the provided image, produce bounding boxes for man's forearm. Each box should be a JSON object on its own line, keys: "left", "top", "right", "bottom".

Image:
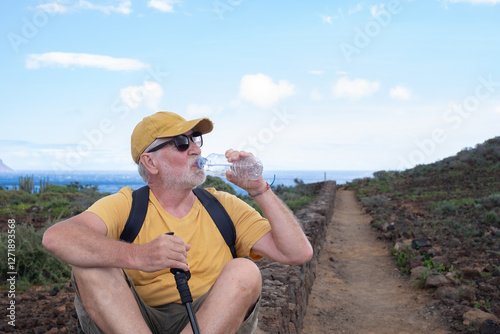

{"left": 43, "top": 220, "right": 134, "bottom": 269}
{"left": 253, "top": 188, "right": 313, "bottom": 265}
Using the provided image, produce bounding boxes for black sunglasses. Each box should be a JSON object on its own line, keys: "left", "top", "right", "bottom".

{"left": 147, "top": 132, "right": 203, "bottom": 153}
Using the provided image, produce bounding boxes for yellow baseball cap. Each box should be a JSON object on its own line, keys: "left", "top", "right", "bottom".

{"left": 131, "top": 111, "right": 213, "bottom": 164}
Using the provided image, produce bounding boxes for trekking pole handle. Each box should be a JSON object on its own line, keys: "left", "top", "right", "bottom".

{"left": 166, "top": 232, "right": 192, "bottom": 294}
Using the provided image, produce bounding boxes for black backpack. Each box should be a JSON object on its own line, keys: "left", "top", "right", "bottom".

{"left": 119, "top": 185, "right": 237, "bottom": 258}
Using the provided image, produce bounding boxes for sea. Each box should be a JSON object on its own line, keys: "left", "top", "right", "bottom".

{"left": 0, "top": 170, "right": 374, "bottom": 195}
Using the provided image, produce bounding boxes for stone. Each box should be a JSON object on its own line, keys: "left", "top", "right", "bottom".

{"left": 479, "top": 319, "right": 500, "bottom": 334}
{"left": 414, "top": 220, "right": 424, "bottom": 227}
{"left": 411, "top": 238, "right": 432, "bottom": 250}
{"left": 425, "top": 274, "right": 449, "bottom": 288}
{"left": 431, "top": 256, "right": 450, "bottom": 270}
{"left": 435, "top": 286, "right": 460, "bottom": 304}
{"left": 410, "top": 266, "right": 428, "bottom": 282}
{"left": 394, "top": 239, "right": 412, "bottom": 251}
{"left": 463, "top": 308, "right": 500, "bottom": 327}
{"left": 409, "top": 257, "right": 424, "bottom": 269}
{"left": 459, "top": 287, "right": 476, "bottom": 303}
{"left": 461, "top": 268, "right": 481, "bottom": 280}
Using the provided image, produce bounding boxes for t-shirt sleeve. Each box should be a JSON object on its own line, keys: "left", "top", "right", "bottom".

{"left": 210, "top": 189, "right": 271, "bottom": 260}
{"left": 85, "top": 187, "right": 133, "bottom": 240}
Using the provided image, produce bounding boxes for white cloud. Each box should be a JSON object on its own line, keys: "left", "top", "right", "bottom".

{"left": 308, "top": 70, "right": 324, "bottom": 75}
{"left": 239, "top": 73, "right": 296, "bottom": 108}
{"left": 80, "top": 0, "right": 132, "bottom": 14}
{"left": 37, "top": 2, "right": 67, "bottom": 13}
{"left": 389, "top": 85, "right": 412, "bottom": 100}
{"left": 495, "top": 105, "right": 500, "bottom": 114}
{"left": 120, "top": 81, "right": 163, "bottom": 110}
{"left": 147, "top": 0, "right": 178, "bottom": 12}
{"left": 36, "top": 0, "right": 132, "bottom": 15}
{"left": 26, "top": 52, "right": 149, "bottom": 71}
{"left": 321, "top": 15, "right": 332, "bottom": 24}
{"left": 333, "top": 77, "right": 380, "bottom": 99}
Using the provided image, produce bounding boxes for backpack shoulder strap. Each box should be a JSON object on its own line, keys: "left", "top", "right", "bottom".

{"left": 120, "top": 185, "right": 150, "bottom": 243}
{"left": 192, "top": 187, "right": 237, "bottom": 258}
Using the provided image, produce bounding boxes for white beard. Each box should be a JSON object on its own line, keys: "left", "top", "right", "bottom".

{"left": 159, "top": 158, "right": 206, "bottom": 190}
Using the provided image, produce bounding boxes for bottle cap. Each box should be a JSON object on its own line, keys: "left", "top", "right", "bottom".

{"left": 196, "top": 157, "right": 207, "bottom": 168}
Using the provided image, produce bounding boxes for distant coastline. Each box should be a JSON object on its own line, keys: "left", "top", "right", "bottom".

{"left": 0, "top": 169, "right": 374, "bottom": 194}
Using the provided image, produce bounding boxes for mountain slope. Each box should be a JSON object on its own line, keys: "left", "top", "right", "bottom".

{"left": 0, "top": 159, "right": 13, "bottom": 172}
{"left": 348, "top": 136, "right": 500, "bottom": 332}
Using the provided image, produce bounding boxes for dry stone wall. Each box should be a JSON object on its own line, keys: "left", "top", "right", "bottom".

{"left": 256, "top": 181, "right": 336, "bottom": 334}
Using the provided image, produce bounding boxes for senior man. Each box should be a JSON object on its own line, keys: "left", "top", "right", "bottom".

{"left": 43, "top": 111, "right": 313, "bottom": 334}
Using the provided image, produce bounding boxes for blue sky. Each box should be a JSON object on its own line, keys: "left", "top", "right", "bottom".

{"left": 1, "top": 0, "right": 499, "bottom": 172}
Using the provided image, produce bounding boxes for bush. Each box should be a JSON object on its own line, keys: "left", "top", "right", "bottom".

{"left": 361, "top": 195, "right": 390, "bottom": 208}
{"left": 395, "top": 249, "right": 413, "bottom": 275}
{"left": 0, "top": 190, "right": 37, "bottom": 206}
{"left": 480, "top": 193, "right": 500, "bottom": 210}
{"left": 44, "top": 184, "right": 78, "bottom": 194}
{"left": 285, "top": 195, "right": 316, "bottom": 212}
{"left": 0, "top": 223, "right": 71, "bottom": 288}
{"left": 433, "top": 201, "right": 458, "bottom": 215}
{"left": 486, "top": 211, "right": 499, "bottom": 225}
{"left": 200, "top": 175, "right": 236, "bottom": 195}
{"left": 271, "top": 180, "right": 319, "bottom": 213}
{"left": 373, "top": 170, "right": 398, "bottom": 181}
{"left": 46, "top": 198, "right": 73, "bottom": 217}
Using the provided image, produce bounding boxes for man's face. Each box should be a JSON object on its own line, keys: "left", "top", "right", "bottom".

{"left": 153, "top": 130, "right": 206, "bottom": 190}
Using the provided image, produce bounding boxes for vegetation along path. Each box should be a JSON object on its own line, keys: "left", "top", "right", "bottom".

{"left": 302, "top": 189, "right": 451, "bottom": 334}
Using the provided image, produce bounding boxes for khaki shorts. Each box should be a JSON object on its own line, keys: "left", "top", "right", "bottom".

{"left": 72, "top": 271, "right": 260, "bottom": 334}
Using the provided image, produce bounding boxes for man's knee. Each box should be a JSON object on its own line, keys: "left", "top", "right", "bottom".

{"left": 73, "top": 267, "right": 129, "bottom": 310}
{"left": 221, "top": 258, "right": 262, "bottom": 297}
{"left": 73, "top": 266, "right": 124, "bottom": 283}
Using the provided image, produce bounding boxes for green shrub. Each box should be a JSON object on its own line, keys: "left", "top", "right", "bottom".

{"left": 46, "top": 198, "right": 73, "bottom": 217}
{"left": 0, "top": 223, "right": 71, "bottom": 288}
{"left": 39, "top": 191, "right": 64, "bottom": 202}
{"left": 285, "top": 195, "right": 315, "bottom": 212}
{"left": 486, "top": 211, "right": 499, "bottom": 224}
{"left": 44, "top": 184, "right": 78, "bottom": 194}
{"left": 361, "top": 195, "right": 390, "bottom": 208}
{"left": 395, "top": 249, "right": 413, "bottom": 274}
{"left": 480, "top": 193, "right": 500, "bottom": 210}
{"left": 433, "top": 201, "right": 458, "bottom": 215}
{"left": 200, "top": 175, "right": 236, "bottom": 195}
{"left": 0, "top": 190, "right": 37, "bottom": 206}
{"left": 373, "top": 170, "right": 398, "bottom": 182}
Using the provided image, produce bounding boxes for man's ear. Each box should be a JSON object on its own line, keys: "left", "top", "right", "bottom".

{"left": 140, "top": 153, "right": 159, "bottom": 176}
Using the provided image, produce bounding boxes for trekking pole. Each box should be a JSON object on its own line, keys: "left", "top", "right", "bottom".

{"left": 166, "top": 232, "right": 201, "bottom": 334}
{"left": 170, "top": 268, "right": 201, "bottom": 334}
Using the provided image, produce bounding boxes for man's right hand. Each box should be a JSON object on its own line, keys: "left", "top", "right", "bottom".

{"left": 132, "top": 234, "right": 190, "bottom": 272}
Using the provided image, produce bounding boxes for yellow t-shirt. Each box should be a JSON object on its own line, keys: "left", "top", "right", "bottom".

{"left": 86, "top": 186, "right": 271, "bottom": 306}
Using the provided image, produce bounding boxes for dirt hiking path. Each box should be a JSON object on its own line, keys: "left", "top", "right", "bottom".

{"left": 301, "top": 189, "right": 452, "bottom": 334}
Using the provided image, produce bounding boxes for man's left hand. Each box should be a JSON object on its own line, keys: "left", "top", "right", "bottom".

{"left": 224, "top": 149, "right": 267, "bottom": 195}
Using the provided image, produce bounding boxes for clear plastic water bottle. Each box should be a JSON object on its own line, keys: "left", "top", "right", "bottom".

{"left": 196, "top": 153, "right": 263, "bottom": 180}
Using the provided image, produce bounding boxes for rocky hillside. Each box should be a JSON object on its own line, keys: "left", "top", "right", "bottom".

{"left": 348, "top": 136, "right": 500, "bottom": 332}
